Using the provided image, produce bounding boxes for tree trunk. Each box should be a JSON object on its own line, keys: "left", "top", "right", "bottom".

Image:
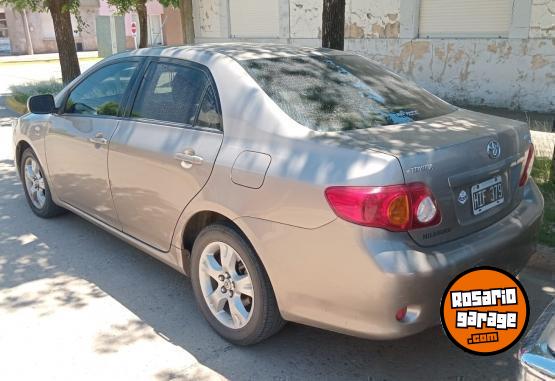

{"left": 48, "top": 0, "right": 80, "bottom": 84}
{"left": 137, "top": 0, "right": 148, "bottom": 48}
{"left": 20, "top": 10, "right": 34, "bottom": 55}
{"left": 321, "top": 0, "right": 345, "bottom": 50}
{"left": 179, "top": 0, "right": 195, "bottom": 45}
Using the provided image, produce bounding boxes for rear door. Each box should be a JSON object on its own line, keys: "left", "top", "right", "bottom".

{"left": 108, "top": 59, "right": 224, "bottom": 251}
{"left": 45, "top": 59, "right": 142, "bottom": 228}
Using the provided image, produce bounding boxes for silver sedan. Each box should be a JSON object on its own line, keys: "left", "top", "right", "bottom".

{"left": 13, "top": 43, "right": 543, "bottom": 345}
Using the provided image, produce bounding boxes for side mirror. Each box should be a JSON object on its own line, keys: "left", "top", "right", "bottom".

{"left": 27, "top": 94, "right": 56, "bottom": 114}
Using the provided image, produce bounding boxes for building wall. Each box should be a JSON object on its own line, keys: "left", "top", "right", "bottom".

{"left": 98, "top": 0, "right": 166, "bottom": 48}
{"left": 162, "top": 7, "right": 184, "bottom": 46}
{"left": 193, "top": 0, "right": 554, "bottom": 112}
{"left": 5, "top": 0, "right": 172, "bottom": 55}
{"left": 529, "top": 0, "right": 555, "bottom": 38}
{"left": 5, "top": 4, "right": 99, "bottom": 54}
{"left": 288, "top": 0, "right": 401, "bottom": 39}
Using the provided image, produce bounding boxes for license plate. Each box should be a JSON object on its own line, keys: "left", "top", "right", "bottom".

{"left": 471, "top": 176, "right": 504, "bottom": 215}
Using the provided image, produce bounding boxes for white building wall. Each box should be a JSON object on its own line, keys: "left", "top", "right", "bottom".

{"left": 529, "top": 0, "right": 555, "bottom": 38}
{"left": 194, "top": 0, "right": 554, "bottom": 112}
{"left": 197, "top": 0, "right": 223, "bottom": 38}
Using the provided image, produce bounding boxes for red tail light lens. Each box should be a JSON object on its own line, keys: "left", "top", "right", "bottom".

{"left": 325, "top": 183, "right": 441, "bottom": 231}
{"left": 395, "top": 306, "right": 408, "bottom": 322}
{"left": 519, "top": 144, "right": 535, "bottom": 187}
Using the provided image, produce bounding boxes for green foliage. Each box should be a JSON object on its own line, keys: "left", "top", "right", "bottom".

{"left": 537, "top": 180, "right": 555, "bottom": 247}
{"left": 97, "top": 101, "right": 119, "bottom": 116}
{"left": 106, "top": 0, "right": 138, "bottom": 14}
{"left": 9, "top": 79, "right": 63, "bottom": 104}
{"left": 533, "top": 158, "right": 555, "bottom": 246}
{"left": 158, "top": 0, "right": 179, "bottom": 8}
{"left": 532, "top": 157, "right": 553, "bottom": 184}
{"left": 106, "top": 0, "right": 178, "bottom": 14}
{"left": 0, "top": 0, "right": 45, "bottom": 13}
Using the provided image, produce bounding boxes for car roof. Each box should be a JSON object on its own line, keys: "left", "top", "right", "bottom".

{"left": 109, "top": 42, "right": 343, "bottom": 63}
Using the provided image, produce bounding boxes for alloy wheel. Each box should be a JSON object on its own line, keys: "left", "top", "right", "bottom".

{"left": 23, "top": 157, "right": 46, "bottom": 209}
{"left": 198, "top": 241, "right": 255, "bottom": 329}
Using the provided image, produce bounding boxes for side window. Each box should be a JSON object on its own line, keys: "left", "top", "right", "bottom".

{"left": 196, "top": 86, "right": 222, "bottom": 131}
{"left": 131, "top": 62, "right": 207, "bottom": 125}
{"left": 65, "top": 62, "right": 138, "bottom": 116}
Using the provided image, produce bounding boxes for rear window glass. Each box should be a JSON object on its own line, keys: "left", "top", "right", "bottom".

{"left": 239, "top": 54, "right": 456, "bottom": 132}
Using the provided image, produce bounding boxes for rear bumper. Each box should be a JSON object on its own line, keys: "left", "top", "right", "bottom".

{"left": 241, "top": 180, "right": 544, "bottom": 339}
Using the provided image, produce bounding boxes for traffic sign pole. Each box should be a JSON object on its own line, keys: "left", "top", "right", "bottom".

{"left": 131, "top": 21, "right": 138, "bottom": 49}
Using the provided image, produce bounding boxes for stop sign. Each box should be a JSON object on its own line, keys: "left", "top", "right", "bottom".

{"left": 131, "top": 22, "right": 137, "bottom": 36}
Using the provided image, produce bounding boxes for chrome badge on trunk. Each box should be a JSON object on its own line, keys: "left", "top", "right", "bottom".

{"left": 486, "top": 140, "right": 501, "bottom": 159}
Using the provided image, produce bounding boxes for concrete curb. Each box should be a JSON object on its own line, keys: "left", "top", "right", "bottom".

{"left": 0, "top": 51, "right": 99, "bottom": 64}
{"left": 527, "top": 245, "right": 555, "bottom": 272}
{"left": 5, "top": 96, "right": 25, "bottom": 115}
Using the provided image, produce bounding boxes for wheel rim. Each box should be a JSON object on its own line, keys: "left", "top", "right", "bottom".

{"left": 198, "top": 241, "right": 254, "bottom": 329}
{"left": 23, "top": 157, "right": 46, "bottom": 209}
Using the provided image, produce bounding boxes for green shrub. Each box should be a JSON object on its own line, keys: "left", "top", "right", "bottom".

{"left": 9, "top": 80, "right": 63, "bottom": 105}
{"left": 533, "top": 157, "right": 555, "bottom": 246}
{"left": 537, "top": 181, "right": 555, "bottom": 247}
{"left": 532, "top": 157, "right": 553, "bottom": 184}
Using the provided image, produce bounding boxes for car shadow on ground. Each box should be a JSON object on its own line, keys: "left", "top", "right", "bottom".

{"left": 0, "top": 158, "right": 553, "bottom": 380}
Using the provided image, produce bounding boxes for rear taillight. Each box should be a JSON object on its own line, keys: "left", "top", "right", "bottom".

{"left": 324, "top": 183, "right": 441, "bottom": 231}
{"left": 519, "top": 144, "right": 535, "bottom": 187}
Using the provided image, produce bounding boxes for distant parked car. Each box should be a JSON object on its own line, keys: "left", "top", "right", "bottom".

{"left": 519, "top": 299, "right": 554, "bottom": 380}
{"left": 13, "top": 43, "right": 544, "bottom": 345}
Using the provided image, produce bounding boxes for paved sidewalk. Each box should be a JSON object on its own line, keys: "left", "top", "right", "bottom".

{"left": 0, "top": 60, "right": 98, "bottom": 94}
{"left": 0, "top": 51, "right": 98, "bottom": 63}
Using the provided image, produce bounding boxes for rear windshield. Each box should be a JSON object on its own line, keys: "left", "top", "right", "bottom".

{"left": 239, "top": 54, "right": 456, "bottom": 132}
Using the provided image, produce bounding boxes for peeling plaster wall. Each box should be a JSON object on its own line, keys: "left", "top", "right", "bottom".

{"left": 194, "top": 0, "right": 554, "bottom": 112}
{"left": 529, "top": 0, "right": 555, "bottom": 38}
{"left": 346, "top": 38, "right": 554, "bottom": 112}
{"left": 197, "top": 0, "right": 222, "bottom": 38}
{"left": 290, "top": 0, "right": 321, "bottom": 38}
{"left": 346, "top": 0, "right": 400, "bottom": 38}
{"left": 286, "top": 0, "right": 400, "bottom": 39}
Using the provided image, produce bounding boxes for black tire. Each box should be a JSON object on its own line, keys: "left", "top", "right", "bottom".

{"left": 190, "top": 224, "right": 285, "bottom": 345}
{"left": 20, "top": 148, "right": 66, "bottom": 218}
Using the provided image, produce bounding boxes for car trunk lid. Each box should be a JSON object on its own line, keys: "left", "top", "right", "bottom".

{"left": 329, "top": 109, "right": 531, "bottom": 246}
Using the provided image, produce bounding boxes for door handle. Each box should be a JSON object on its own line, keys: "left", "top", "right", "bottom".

{"left": 89, "top": 133, "right": 108, "bottom": 145}
{"left": 175, "top": 149, "right": 203, "bottom": 168}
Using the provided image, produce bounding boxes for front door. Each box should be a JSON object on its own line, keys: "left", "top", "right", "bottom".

{"left": 108, "top": 60, "right": 224, "bottom": 251}
{"left": 45, "top": 60, "right": 141, "bottom": 228}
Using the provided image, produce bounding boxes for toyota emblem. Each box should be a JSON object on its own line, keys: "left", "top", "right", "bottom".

{"left": 486, "top": 140, "right": 501, "bottom": 159}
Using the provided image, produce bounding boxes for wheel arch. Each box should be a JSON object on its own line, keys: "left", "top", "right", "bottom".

{"left": 180, "top": 210, "right": 260, "bottom": 274}
{"left": 15, "top": 140, "right": 33, "bottom": 174}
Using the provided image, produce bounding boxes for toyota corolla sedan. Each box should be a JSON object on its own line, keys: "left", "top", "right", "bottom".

{"left": 13, "top": 43, "right": 543, "bottom": 345}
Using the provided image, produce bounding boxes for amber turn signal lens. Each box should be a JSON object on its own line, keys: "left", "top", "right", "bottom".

{"left": 387, "top": 194, "right": 410, "bottom": 227}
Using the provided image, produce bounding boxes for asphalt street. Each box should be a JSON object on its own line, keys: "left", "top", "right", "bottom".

{"left": 0, "top": 92, "right": 553, "bottom": 380}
